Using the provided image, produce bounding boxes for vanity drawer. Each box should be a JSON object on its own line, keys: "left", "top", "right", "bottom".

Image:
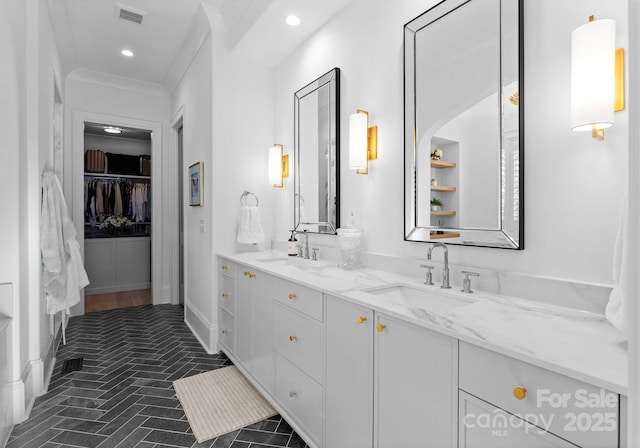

{"left": 275, "top": 354, "right": 322, "bottom": 447}
{"left": 218, "top": 259, "right": 235, "bottom": 276}
{"left": 275, "top": 303, "right": 322, "bottom": 384}
{"left": 218, "top": 274, "right": 234, "bottom": 316}
{"left": 273, "top": 277, "right": 323, "bottom": 322}
{"left": 218, "top": 309, "right": 234, "bottom": 353}
{"left": 459, "top": 342, "right": 618, "bottom": 448}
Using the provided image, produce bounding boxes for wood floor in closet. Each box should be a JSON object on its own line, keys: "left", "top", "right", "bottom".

{"left": 85, "top": 288, "right": 151, "bottom": 313}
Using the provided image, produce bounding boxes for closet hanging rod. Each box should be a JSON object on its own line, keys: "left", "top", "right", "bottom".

{"left": 84, "top": 173, "right": 151, "bottom": 181}
{"left": 240, "top": 190, "right": 259, "bottom": 206}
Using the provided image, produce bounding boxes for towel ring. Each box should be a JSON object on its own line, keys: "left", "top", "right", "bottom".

{"left": 240, "top": 190, "right": 259, "bottom": 206}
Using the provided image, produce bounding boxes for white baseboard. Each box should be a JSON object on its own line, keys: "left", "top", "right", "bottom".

{"left": 184, "top": 302, "right": 216, "bottom": 354}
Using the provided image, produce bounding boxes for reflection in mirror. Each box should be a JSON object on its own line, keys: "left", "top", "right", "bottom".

{"left": 294, "top": 68, "right": 340, "bottom": 234}
{"left": 404, "top": 0, "right": 523, "bottom": 249}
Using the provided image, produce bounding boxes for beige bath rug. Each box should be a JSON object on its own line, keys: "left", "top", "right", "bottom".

{"left": 173, "top": 365, "right": 277, "bottom": 443}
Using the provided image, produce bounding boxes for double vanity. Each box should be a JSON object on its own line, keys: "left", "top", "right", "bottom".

{"left": 216, "top": 251, "right": 627, "bottom": 448}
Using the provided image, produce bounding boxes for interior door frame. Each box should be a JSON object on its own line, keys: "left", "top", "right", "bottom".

{"left": 70, "top": 110, "right": 163, "bottom": 314}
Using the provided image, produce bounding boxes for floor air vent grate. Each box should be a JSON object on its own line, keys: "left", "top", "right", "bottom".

{"left": 61, "top": 357, "right": 83, "bottom": 374}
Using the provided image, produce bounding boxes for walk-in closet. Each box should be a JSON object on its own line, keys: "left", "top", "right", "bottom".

{"left": 82, "top": 123, "right": 152, "bottom": 312}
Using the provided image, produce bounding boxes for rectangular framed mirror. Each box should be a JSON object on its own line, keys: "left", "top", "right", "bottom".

{"left": 294, "top": 67, "right": 341, "bottom": 234}
{"left": 404, "top": 0, "right": 524, "bottom": 249}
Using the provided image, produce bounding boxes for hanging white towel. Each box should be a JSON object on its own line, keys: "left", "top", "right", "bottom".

{"left": 41, "top": 171, "right": 90, "bottom": 342}
{"left": 605, "top": 195, "right": 628, "bottom": 334}
{"left": 237, "top": 205, "right": 265, "bottom": 244}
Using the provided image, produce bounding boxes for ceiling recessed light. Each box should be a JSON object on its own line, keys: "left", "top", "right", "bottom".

{"left": 104, "top": 126, "right": 123, "bottom": 134}
{"left": 121, "top": 49, "right": 134, "bottom": 57}
{"left": 285, "top": 15, "right": 300, "bottom": 26}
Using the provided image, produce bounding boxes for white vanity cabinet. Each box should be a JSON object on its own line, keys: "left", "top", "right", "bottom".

{"left": 217, "top": 260, "right": 235, "bottom": 353}
{"left": 374, "top": 312, "right": 458, "bottom": 448}
{"left": 458, "top": 342, "right": 619, "bottom": 448}
{"left": 325, "top": 297, "right": 374, "bottom": 448}
{"left": 233, "top": 264, "right": 275, "bottom": 394}
{"left": 324, "top": 295, "right": 457, "bottom": 448}
{"left": 273, "top": 279, "right": 324, "bottom": 446}
{"left": 459, "top": 391, "right": 578, "bottom": 447}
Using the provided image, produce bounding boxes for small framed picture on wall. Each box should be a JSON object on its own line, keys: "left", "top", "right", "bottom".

{"left": 189, "top": 162, "right": 203, "bottom": 206}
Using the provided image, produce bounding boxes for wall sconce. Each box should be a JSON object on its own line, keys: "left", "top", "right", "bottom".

{"left": 268, "top": 144, "right": 289, "bottom": 188}
{"left": 570, "top": 15, "right": 625, "bottom": 141}
{"left": 349, "top": 109, "right": 378, "bottom": 175}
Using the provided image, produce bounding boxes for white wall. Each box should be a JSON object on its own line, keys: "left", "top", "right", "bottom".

{"left": 171, "top": 34, "right": 215, "bottom": 349}
{"left": 272, "top": 0, "right": 628, "bottom": 289}
{"left": 64, "top": 73, "right": 172, "bottom": 309}
{"left": 0, "top": 0, "right": 22, "bottom": 439}
{"left": 0, "top": 0, "right": 67, "bottom": 430}
{"left": 171, "top": 17, "right": 275, "bottom": 352}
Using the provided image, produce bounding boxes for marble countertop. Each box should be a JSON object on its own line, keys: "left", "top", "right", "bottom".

{"left": 219, "top": 250, "right": 628, "bottom": 395}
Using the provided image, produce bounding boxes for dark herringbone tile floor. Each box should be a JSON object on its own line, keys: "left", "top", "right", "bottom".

{"left": 7, "top": 304, "right": 309, "bottom": 448}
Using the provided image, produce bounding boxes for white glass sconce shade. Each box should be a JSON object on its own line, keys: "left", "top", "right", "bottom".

{"left": 349, "top": 112, "right": 368, "bottom": 170}
{"left": 571, "top": 18, "right": 616, "bottom": 133}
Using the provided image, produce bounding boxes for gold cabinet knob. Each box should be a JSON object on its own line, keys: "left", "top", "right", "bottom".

{"left": 288, "top": 293, "right": 297, "bottom": 300}
{"left": 243, "top": 271, "right": 250, "bottom": 276}
{"left": 357, "top": 316, "right": 367, "bottom": 324}
{"left": 221, "top": 329, "right": 228, "bottom": 334}
{"left": 221, "top": 265, "right": 228, "bottom": 270}
{"left": 376, "top": 324, "right": 386, "bottom": 333}
{"left": 289, "top": 335, "right": 297, "bottom": 342}
{"left": 221, "top": 293, "right": 229, "bottom": 298}
{"left": 249, "top": 273, "right": 256, "bottom": 279}
{"left": 513, "top": 387, "right": 527, "bottom": 400}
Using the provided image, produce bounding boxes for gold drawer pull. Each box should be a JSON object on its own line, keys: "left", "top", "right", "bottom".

{"left": 221, "top": 265, "right": 228, "bottom": 270}
{"left": 357, "top": 316, "right": 367, "bottom": 324}
{"left": 513, "top": 387, "right": 527, "bottom": 400}
{"left": 289, "top": 335, "right": 297, "bottom": 342}
{"left": 244, "top": 271, "right": 250, "bottom": 276}
{"left": 221, "top": 293, "right": 229, "bottom": 298}
{"left": 221, "top": 329, "right": 228, "bottom": 334}
{"left": 249, "top": 273, "right": 256, "bottom": 279}
{"left": 376, "top": 324, "right": 386, "bottom": 333}
{"left": 288, "top": 293, "right": 297, "bottom": 300}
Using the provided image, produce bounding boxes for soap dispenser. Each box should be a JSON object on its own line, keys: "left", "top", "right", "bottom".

{"left": 336, "top": 212, "right": 363, "bottom": 269}
{"left": 287, "top": 231, "right": 298, "bottom": 256}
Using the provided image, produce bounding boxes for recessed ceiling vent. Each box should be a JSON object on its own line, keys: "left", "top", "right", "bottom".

{"left": 117, "top": 3, "right": 146, "bottom": 25}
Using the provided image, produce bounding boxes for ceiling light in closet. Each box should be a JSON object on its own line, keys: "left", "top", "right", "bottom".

{"left": 285, "top": 15, "right": 300, "bottom": 26}
{"left": 121, "top": 49, "right": 134, "bottom": 57}
{"left": 104, "top": 126, "right": 123, "bottom": 134}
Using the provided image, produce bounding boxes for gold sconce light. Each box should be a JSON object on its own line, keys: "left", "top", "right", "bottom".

{"left": 268, "top": 144, "right": 289, "bottom": 188}
{"left": 570, "top": 15, "right": 625, "bottom": 141}
{"left": 349, "top": 109, "right": 378, "bottom": 175}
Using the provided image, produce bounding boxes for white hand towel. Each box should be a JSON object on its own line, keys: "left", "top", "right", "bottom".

{"left": 237, "top": 205, "right": 265, "bottom": 244}
{"left": 605, "top": 195, "right": 628, "bottom": 333}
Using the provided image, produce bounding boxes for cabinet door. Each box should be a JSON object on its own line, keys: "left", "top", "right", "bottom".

{"left": 325, "top": 296, "right": 374, "bottom": 448}
{"left": 235, "top": 269, "right": 254, "bottom": 371}
{"left": 374, "top": 313, "right": 457, "bottom": 448}
{"left": 459, "top": 391, "right": 578, "bottom": 448}
{"left": 252, "top": 272, "right": 274, "bottom": 394}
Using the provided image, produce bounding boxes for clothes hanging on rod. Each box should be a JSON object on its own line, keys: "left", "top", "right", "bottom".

{"left": 84, "top": 177, "right": 151, "bottom": 222}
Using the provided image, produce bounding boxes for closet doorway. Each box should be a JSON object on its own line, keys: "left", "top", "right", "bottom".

{"left": 82, "top": 122, "right": 153, "bottom": 313}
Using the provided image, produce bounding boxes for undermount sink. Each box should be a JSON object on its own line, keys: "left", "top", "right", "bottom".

{"left": 364, "top": 284, "right": 475, "bottom": 313}
{"left": 255, "top": 255, "right": 330, "bottom": 270}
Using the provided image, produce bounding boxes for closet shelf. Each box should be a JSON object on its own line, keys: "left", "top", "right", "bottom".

{"left": 431, "top": 185, "right": 456, "bottom": 192}
{"left": 430, "top": 160, "right": 456, "bottom": 169}
{"left": 429, "top": 232, "right": 461, "bottom": 240}
{"left": 85, "top": 172, "right": 151, "bottom": 180}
